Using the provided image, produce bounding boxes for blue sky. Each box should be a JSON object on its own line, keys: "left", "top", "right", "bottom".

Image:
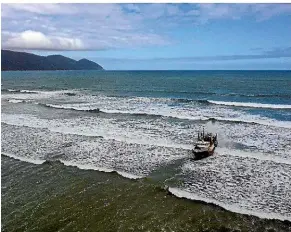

{"left": 2, "top": 3, "right": 291, "bottom": 70}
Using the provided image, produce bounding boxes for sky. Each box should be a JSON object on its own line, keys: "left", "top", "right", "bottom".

{"left": 1, "top": 3, "right": 291, "bottom": 70}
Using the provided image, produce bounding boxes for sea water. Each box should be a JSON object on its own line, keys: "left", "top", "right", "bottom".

{"left": 1, "top": 70, "right": 291, "bottom": 222}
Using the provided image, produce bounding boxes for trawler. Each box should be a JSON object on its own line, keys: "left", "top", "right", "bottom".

{"left": 192, "top": 128, "right": 218, "bottom": 160}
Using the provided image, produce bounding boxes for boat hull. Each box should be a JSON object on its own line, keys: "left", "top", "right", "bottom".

{"left": 192, "top": 148, "right": 215, "bottom": 160}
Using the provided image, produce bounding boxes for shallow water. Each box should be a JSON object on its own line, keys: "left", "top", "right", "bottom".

{"left": 2, "top": 155, "right": 291, "bottom": 232}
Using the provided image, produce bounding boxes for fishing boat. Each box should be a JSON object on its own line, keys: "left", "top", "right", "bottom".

{"left": 192, "top": 128, "right": 218, "bottom": 160}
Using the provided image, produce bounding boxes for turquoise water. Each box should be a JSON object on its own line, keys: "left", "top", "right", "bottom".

{"left": 1, "top": 70, "right": 291, "bottom": 224}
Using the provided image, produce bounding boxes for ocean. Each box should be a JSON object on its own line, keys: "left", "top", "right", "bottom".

{"left": 1, "top": 70, "right": 291, "bottom": 231}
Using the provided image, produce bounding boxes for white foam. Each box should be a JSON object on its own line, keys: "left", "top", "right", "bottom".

{"left": 20, "top": 90, "right": 38, "bottom": 93}
{"left": 2, "top": 89, "right": 78, "bottom": 102}
{"left": 60, "top": 160, "right": 142, "bottom": 179}
{"left": 44, "top": 103, "right": 100, "bottom": 112}
{"left": 60, "top": 160, "right": 114, "bottom": 173}
{"left": 216, "top": 147, "right": 291, "bottom": 165}
{"left": 8, "top": 99, "right": 25, "bottom": 103}
{"left": 179, "top": 156, "right": 291, "bottom": 222}
{"left": 48, "top": 125, "right": 192, "bottom": 150}
{"left": 2, "top": 112, "right": 291, "bottom": 158}
{"left": 36, "top": 96, "right": 291, "bottom": 129}
{"left": 168, "top": 187, "right": 291, "bottom": 222}
{"left": 2, "top": 152, "right": 142, "bottom": 180}
{"left": 3, "top": 90, "right": 290, "bottom": 129}
{"left": 2, "top": 152, "right": 46, "bottom": 165}
{"left": 214, "top": 116, "right": 291, "bottom": 129}
{"left": 209, "top": 100, "right": 291, "bottom": 109}
{"left": 215, "top": 121, "right": 291, "bottom": 158}
{"left": 101, "top": 108, "right": 208, "bottom": 121}
{"left": 1, "top": 113, "right": 193, "bottom": 150}
{"left": 2, "top": 123, "right": 186, "bottom": 178}
{"left": 41, "top": 103, "right": 211, "bottom": 122}
{"left": 116, "top": 171, "right": 143, "bottom": 179}
{"left": 35, "top": 101, "right": 290, "bottom": 129}
{"left": 44, "top": 103, "right": 74, "bottom": 109}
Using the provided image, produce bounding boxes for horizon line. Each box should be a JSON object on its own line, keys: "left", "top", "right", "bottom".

{"left": 2, "top": 69, "right": 291, "bottom": 72}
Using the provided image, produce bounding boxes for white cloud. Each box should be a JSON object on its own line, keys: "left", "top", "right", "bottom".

{"left": 2, "top": 30, "right": 85, "bottom": 50}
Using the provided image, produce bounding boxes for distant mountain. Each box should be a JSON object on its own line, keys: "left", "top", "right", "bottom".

{"left": 1, "top": 50, "right": 104, "bottom": 71}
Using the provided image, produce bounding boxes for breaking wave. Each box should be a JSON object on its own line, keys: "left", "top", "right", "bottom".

{"left": 8, "top": 99, "right": 31, "bottom": 104}
{"left": 168, "top": 187, "right": 291, "bottom": 222}
{"left": 2, "top": 89, "right": 21, "bottom": 92}
{"left": 2, "top": 89, "right": 40, "bottom": 94}
{"left": 3, "top": 88, "right": 291, "bottom": 111}
{"left": 1, "top": 153, "right": 142, "bottom": 180}
{"left": 208, "top": 100, "right": 291, "bottom": 109}
{"left": 38, "top": 103, "right": 101, "bottom": 113}
{"left": 59, "top": 160, "right": 142, "bottom": 179}
{"left": 37, "top": 102, "right": 291, "bottom": 129}
{"left": 2, "top": 152, "right": 46, "bottom": 165}
{"left": 3, "top": 88, "right": 291, "bottom": 98}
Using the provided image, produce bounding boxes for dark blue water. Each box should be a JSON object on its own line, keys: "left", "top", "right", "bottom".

{"left": 2, "top": 70, "right": 291, "bottom": 99}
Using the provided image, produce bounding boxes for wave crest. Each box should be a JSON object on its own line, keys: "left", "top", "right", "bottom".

{"left": 168, "top": 187, "right": 291, "bottom": 222}
{"left": 208, "top": 100, "right": 291, "bottom": 109}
